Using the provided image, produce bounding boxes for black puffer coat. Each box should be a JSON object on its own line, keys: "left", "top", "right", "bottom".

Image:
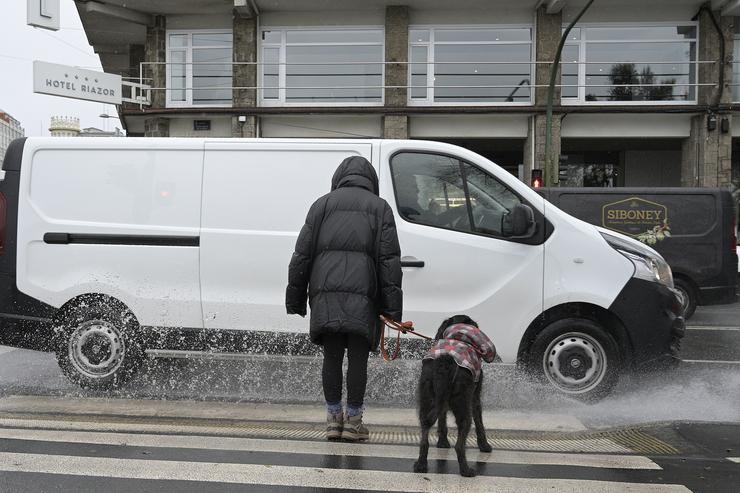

{"left": 286, "top": 156, "right": 403, "bottom": 349}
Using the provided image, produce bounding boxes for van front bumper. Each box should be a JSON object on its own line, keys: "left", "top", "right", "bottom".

{"left": 609, "top": 278, "right": 685, "bottom": 370}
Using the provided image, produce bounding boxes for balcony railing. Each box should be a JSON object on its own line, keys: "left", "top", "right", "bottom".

{"left": 134, "top": 60, "right": 718, "bottom": 109}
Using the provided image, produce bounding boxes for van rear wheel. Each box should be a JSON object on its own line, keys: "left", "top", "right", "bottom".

{"left": 672, "top": 278, "right": 697, "bottom": 320}
{"left": 54, "top": 297, "right": 143, "bottom": 390}
{"left": 527, "top": 318, "right": 621, "bottom": 402}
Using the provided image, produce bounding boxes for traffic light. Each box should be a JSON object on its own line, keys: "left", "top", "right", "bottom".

{"left": 531, "top": 169, "right": 543, "bottom": 188}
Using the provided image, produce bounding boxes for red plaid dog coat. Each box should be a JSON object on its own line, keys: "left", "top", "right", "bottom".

{"left": 423, "top": 323, "right": 496, "bottom": 382}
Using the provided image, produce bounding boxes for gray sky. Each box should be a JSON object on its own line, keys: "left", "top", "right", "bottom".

{"left": 1, "top": 0, "right": 120, "bottom": 136}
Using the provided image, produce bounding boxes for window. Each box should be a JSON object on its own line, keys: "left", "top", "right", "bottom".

{"left": 734, "top": 24, "right": 740, "bottom": 102}
{"left": 409, "top": 27, "right": 533, "bottom": 104}
{"left": 391, "top": 152, "right": 522, "bottom": 237}
{"left": 260, "top": 28, "right": 384, "bottom": 105}
{"left": 562, "top": 25, "right": 697, "bottom": 104}
{"left": 167, "top": 31, "right": 233, "bottom": 107}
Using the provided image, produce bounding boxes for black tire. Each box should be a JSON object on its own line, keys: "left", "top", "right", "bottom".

{"left": 673, "top": 277, "right": 697, "bottom": 320}
{"left": 54, "top": 296, "right": 143, "bottom": 390}
{"left": 526, "top": 318, "right": 621, "bottom": 402}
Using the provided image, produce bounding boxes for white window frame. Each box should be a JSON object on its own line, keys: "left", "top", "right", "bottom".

{"left": 166, "top": 29, "right": 234, "bottom": 108}
{"left": 407, "top": 24, "right": 535, "bottom": 107}
{"left": 258, "top": 26, "right": 385, "bottom": 107}
{"left": 561, "top": 21, "right": 699, "bottom": 106}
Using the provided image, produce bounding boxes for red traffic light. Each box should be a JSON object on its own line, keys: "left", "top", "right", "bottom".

{"left": 531, "top": 169, "right": 543, "bottom": 188}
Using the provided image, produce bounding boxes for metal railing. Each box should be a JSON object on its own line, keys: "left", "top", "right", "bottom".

{"left": 131, "top": 59, "right": 717, "bottom": 108}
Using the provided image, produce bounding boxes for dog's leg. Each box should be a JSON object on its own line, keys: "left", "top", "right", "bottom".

{"left": 473, "top": 377, "right": 492, "bottom": 453}
{"left": 414, "top": 362, "right": 436, "bottom": 474}
{"left": 436, "top": 404, "right": 450, "bottom": 448}
{"left": 414, "top": 408, "right": 435, "bottom": 473}
{"left": 451, "top": 391, "right": 476, "bottom": 477}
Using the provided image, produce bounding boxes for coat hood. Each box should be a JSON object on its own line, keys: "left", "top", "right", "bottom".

{"left": 331, "top": 156, "right": 379, "bottom": 195}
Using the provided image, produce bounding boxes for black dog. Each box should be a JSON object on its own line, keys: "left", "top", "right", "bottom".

{"left": 413, "top": 315, "right": 495, "bottom": 477}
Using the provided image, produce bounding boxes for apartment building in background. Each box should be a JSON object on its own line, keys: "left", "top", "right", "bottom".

{"left": 0, "top": 110, "right": 25, "bottom": 162}
{"left": 73, "top": 0, "right": 740, "bottom": 192}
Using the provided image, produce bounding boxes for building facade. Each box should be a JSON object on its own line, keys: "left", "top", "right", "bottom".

{"left": 75, "top": 0, "right": 740, "bottom": 193}
{"left": 49, "top": 116, "right": 81, "bottom": 137}
{"left": 0, "top": 110, "right": 24, "bottom": 162}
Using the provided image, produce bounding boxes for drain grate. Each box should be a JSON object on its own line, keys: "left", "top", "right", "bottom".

{"left": 0, "top": 413, "right": 680, "bottom": 455}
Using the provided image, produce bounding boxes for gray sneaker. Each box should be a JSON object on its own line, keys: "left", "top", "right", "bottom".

{"left": 341, "top": 413, "right": 369, "bottom": 442}
{"left": 326, "top": 412, "right": 343, "bottom": 441}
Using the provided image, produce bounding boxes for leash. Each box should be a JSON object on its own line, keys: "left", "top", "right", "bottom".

{"left": 379, "top": 314, "right": 433, "bottom": 361}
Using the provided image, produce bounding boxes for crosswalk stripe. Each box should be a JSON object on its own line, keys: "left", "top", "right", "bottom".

{"left": 728, "top": 457, "right": 740, "bottom": 463}
{"left": 0, "top": 427, "right": 662, "bottom": 470}
{"left": 0, "top": 452, "right": 691, "bottom": 492}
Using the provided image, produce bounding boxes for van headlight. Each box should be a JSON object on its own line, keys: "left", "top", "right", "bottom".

{"left": 600, "top": 232, "right": 674, "bottom": 288}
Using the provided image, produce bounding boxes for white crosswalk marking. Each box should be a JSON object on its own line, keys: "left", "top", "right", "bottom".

{"left": 0, "top": 451, "right": 691, "bottom": 493}
{"left": 0, "top": 427, "right": 662, "bottom": 470}
{"left": 728, "top": 457, "right": 740, "bottom": 463}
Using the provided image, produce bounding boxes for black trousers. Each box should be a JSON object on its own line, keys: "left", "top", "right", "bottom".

{"left": 322, "top": 333, "right": 370, "bottom": 408}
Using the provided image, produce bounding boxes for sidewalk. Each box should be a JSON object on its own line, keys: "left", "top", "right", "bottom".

{"left": 0, "top": 395, "right": 585, "bottom": 432}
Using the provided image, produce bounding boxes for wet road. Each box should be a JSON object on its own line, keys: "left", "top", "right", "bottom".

{"left": 0, "top": 302, "right": 738, "bottom": 491}
{"left": 0, "top": 397, "right": 737, "bottom": 493}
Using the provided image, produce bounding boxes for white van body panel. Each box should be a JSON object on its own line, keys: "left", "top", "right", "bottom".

{"left": 199, "top": 140, "right": 374, "bottom": 332}
{"left": 13, "top": 137, "right": 639, "bottom": 367}
{"left": 542, "top": 203, "right": 635, "bottom": 312}
{"left": 17, "top": 138, "right": 204, "bottom": 328}
{"left": 378, "top": 140, "right": 545, "bottom": 363}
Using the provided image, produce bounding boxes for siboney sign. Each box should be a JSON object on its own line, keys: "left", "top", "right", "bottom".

{"left": 33, "top": 61, "right": 122, "bottom": 105}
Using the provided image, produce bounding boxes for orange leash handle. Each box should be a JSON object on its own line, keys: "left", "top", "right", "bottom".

{"left": 378, "top": 315, "right": 432, "bottom": 361}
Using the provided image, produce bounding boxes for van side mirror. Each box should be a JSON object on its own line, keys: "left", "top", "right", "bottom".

{"left": 502, "top": 204, "right": 536, "bottom": 238}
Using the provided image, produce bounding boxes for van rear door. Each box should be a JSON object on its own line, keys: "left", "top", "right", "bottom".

{"left": 200, "top": 141, "right": 373, "bottom": 334}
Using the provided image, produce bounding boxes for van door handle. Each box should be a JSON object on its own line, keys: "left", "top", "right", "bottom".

{"left": 401, "top": 256, "right": 425, "bottom": 268}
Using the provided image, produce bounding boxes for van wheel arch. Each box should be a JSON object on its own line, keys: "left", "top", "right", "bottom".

{"left": 53, "top": 293, "right": 144, "bottom": 390}
{"left": 517, "top": 303, "right": 632, "bottom": 370}
{"left": 671, "top": 274, "right": 698, "bottom": 320}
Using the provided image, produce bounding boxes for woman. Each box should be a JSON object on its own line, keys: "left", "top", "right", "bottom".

{"left": 286, "top": 156, "right": 403, "bottom": 442}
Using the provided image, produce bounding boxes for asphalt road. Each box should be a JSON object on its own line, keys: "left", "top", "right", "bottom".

{"left": 0, "top": 301, "right": 738, "bottom": 492}
{"left": 0, "top": 398, "right": 736, "bottom": 493}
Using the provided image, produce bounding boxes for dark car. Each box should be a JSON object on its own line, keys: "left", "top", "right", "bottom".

{"left": 538, "top": 187, "right": 738, "bottom": 319}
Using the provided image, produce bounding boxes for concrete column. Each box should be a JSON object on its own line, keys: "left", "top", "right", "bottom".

{"left": 231, "top": 115, "right": 257, "bottom": 138}
{"left": 534, "top": 6, "right": 562, "bottom": 105}
{"left": 383, "top": 115, "right": 409, "bottom": 139}
{"left": 383, "top": 6, "right": 409, "bottom": 140}
{"left": 233, "top": 13, "right": 257, "bottom": 108}
{"left": 524, "top": 6, "right": 563, "bottom": 184}
{"left": 524, "top": 114, "right": 561, "bottom": 184}
{"left": 384, "top": 6, "right": 408, "bottom": 107}
{"left": 232, "top": 12, "right": 258, "bottom": 137}
{"left": 682, "top": 12, "right": 734, "bottom": 188}
{"left": 144, "top": 117, "right": 169, "bottom": 137}
{"left": 145, "top": 15, "right": 166, "bottom": 109}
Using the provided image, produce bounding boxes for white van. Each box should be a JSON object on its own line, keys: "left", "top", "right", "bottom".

{"left": 0, "top": 137, "right": 685, "bottom": 400}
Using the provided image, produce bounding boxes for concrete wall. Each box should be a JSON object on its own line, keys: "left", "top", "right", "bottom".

{"left": 168, "top": 117, "right": 232, "bottom": 137}
{"left": 410, "top": 115, "right": 528, "bottom": 139}
{"left": 260, "top": 115, "right": 381, "bottom": 138}
{"left": 562, "top": 115, "right": 692, "bottom": 139}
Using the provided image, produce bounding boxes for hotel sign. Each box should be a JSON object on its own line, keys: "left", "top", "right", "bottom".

{"left": 33, "top": 61, "right": 122, "bottom": 105}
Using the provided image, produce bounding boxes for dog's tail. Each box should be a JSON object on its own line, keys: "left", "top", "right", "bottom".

{"left": 432, "top": 355, "right": 458, "bottom": 404}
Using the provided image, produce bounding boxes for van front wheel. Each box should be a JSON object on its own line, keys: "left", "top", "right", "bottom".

{"left": 527, "top": 318, "right": 620, "bottom": 402}
{"left": 54, "top": 297, "right": 143, "bottom": 390}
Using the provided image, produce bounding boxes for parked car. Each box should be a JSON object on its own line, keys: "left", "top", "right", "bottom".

{"left": 538, "top": 188, "right": 738, "bottom": 319}
{"left": 0, "top": 137, "right": 684, "bottom": 401}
